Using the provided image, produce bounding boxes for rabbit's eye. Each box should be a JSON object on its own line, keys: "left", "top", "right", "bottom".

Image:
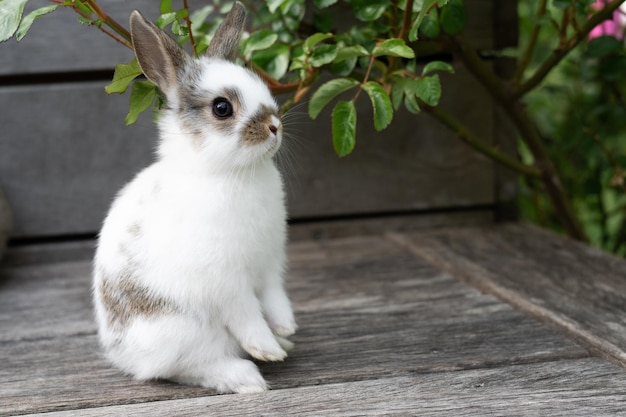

{"left": 212, "top": 98, "right": 233, "bottom": 119}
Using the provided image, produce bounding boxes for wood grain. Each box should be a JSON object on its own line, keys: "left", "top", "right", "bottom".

{"left": 0, "top": 69, "right": 494, "bottom": 239}
{"left": 388, "top": 223, "right": 626, "bottom": 368}
{"left": 0, "top": 232, "right": 588, "bottom": 416}
{"left": 0, "top": 0, "right": 495, "bottom": 77}
{"left": 19, "top": 359, "right": 626, "bottom": 417}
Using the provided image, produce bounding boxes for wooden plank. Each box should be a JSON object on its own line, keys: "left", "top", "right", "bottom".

{"left": 388, "top": 223, "right": 626, "bottom": 368}
{"left": 287, "top": 211, "right": 493, "bottom": 242}
{"left": 0, "top": 233, "right": 587, "bottom": 415}
{"left": 0, "top": 0, "right": 152, "bottom": 76}
{"left": 19, "top": 359, "right": 626, "bottom": 417}
{"left": 0, "top": 68, "right": 494, "bottom": 239}
{"left": 0, "top": 82, "right": 155, "bottom": 238}
{"left": 0, "top": 0, "right": 495, "bottom": 76}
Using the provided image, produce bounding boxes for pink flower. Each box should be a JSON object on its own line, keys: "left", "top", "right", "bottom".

{"left": 588, "top": 1, "right": 626, "bottom": 40}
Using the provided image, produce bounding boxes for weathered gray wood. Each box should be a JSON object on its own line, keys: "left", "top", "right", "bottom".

{"left": 287, "top": 211, "right": 493, "bottom": 242}
{"left": 19, "top": 359, "right": 626, "bottom": 417}
{"left": 0, "top": 0, "right": 495, "bottom": 76}
{"left": 0, "top": 0, "right": 152, "bottom": 76}
{"left": 388, "top": 223, "right": 626, "bottom": 369}
{"left": 0, "top": 82, "right": 155, "bottom": 238}
{"left": 0, "top": 68, "right": 494, "bottom": 238}
{"left": 0, "top": 232, "right": 588, "bottom": 416}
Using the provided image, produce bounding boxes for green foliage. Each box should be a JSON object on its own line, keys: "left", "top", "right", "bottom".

{"left": 332, "top": 100, "right": 357, "bottom": 157}
{"left": 2, "top": 0, "right": 625, "bottom": 256}
{"left": 518, "top": 0, "right": 626, "bottom": 255}
{"left": 0, "top": 0, "right": 28, "bottom": 42}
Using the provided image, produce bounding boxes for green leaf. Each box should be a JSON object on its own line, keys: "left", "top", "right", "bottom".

{"left": 160, "top": 0, "right": 173, "bottom": 13}
{"left": 241, "top": 29, "right": 278, "bottom": 56}
{"left": 419, "top": 9, "right": 440, "bottom": 39}
{"left": 251, "top": 44, "right": 290, "bottom": 80}
{"left": 372, "top": 38, "right": 415, "bottom": 59}
{"left": 404, "top": 93, "right": 421, "bottom": 114}
{"left": 422, "top": 60, "right": 454, "bottom": 75}
{"left": 304, "top": 32, "right": 333, "bottom": 53}
{"left": 391, "top": 77, "right": 413, "bottom": 110}
{"left": 105, "top": 59, "right": 143, "bottom": 94}
{"left": 587, "top": 36, "right": 623, "bottom": 58}
{"left": 310, "top": 44, "right": 338, "bottom": 67}
{"left": 309, "top": 78, "right": 360, "bottom": 119}
{"left": 126, "top": 80, "right": 156, "bottom": 125}
{"left": 156, "top": 12, "right": 177, "bottom": 29}
{"left": 408, "top": 0, "right": 438, "bottom": 42}
{"left": 267, "top": 0, "right": 286, "bottom": 13}
{"left": 440, "top": 0, "right": 466, "bottom": 35}
{"left": 334, "top": 45, "right": 370, "bottom": 62}
{"left": 15, "top": 5, "right": 58, "bottom": 41}
{"left": 0, "top": 0, "right": 28, "bottom": 42}
{"left": 361, "top": 81, "right": 393, "bottom": 131}
{"left": 414, "top": 74, "right": 442, "bottom": 106}
{"left": 313, "top": 0, "right": 338, "bottom": 8}
{"left": 332, "top": 100, "right": 357, "bottom": 157}
{"left": 331, "top": 56, "right": 358, "bottom": 76}
{"left": 351, "top": 0, "right": 390, "bottom": 22}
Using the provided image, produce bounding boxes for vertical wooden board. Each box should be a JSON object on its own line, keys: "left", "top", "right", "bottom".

{"left": 281, "top": 69, "right": 495, "bottom": 218}
{"left": 0, "top": 69, "right": 494, "bottom": 239}
{"left": 0, "top": 0, "right": 155, "bottom": 76}
{"left": 0, "top": 0, "right": 495, "bottom": 76}
{"left": 0, "top": 82, "right": 156, "bottom": 238}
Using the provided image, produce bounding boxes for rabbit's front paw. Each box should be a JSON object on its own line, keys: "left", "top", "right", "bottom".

{"left": 262, "top": 288, "right": 297, "bottom": 338}
{"left": 243, "top": 337, "right": 287, "bottom": 362}
{"left": 269, "top": 319, "right": 298, "bottom": 338}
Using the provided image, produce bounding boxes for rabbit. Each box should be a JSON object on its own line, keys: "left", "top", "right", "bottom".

{"left": 92, "top": 2, "right": 296, "bottom": 394}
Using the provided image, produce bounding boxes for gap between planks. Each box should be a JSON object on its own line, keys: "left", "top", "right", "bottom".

{"left": 386, "top": 224, "right": 626, "bottom": 370}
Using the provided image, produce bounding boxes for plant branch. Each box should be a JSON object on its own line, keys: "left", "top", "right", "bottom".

{"left": 449, "top": 35, "right": 588, "bottom": 241}
{"left": 513, "top": 0, "right": 547, "bottom": 85}
{"left": 83, "top": 0, "right": 131, "bottom": 43}
{"left": 517, "top": 0, "right": 626, "bottom": 97}
{"left": 398, "top": 0, "right": 415, "bottom": 41}
{"left": 50, "top": 0, "right": 132, "bottom": 49}
{"left": 422, "top": 104, "right": 542, "bottom": 179}
{"left": 183, "top": 0, "right": 198, "bottom": 57}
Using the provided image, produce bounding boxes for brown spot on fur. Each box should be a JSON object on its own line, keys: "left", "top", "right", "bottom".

{"left": 98, "top": 267, "right": 175, "bottom": 329}
{"left": 127, "top": 223, "right": 142, "bottom": 237}
{"left": 243, "top": 105, "right": 280, "bottom": 145}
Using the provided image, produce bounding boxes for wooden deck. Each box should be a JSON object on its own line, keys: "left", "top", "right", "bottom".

{"left": 2, "top": 220, "right": 626, "bottom": 416}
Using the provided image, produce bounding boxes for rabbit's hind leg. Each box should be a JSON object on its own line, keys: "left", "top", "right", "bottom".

{"left": 106, "top": 314, "right": 267, "bottom": 393}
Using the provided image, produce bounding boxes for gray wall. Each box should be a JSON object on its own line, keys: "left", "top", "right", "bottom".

{"left": 0, "top": 0, "right": 513, "bottom": 238}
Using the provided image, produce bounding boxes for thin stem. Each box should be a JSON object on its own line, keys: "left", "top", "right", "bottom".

{"left": 50, "top": 0, "right": 132, "bottom": 49}
{"left": 517, "top": 0, "right": 626, "bottom": 97}
{"left": 398, "top": 0, "right": 415, "bottom": 41}
{"left": 558, "top": 6, "right": 572, "bottom": 45}
{"left": 513, "top": 0, "right": 547, "bottom": 85}
{"left": 353, "top": 55, "right": 376, "bottom": 101}
{"left": 183, "top": 0, "right": 198, "bottom": 57}
{"left": 83, "top": 0, "right": 131, "bottom": 42}
{"left": 422, "top": 104, "right": 542, "bottom": 179}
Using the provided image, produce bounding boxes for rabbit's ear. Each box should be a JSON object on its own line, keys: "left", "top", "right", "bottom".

{"left": 130, "top": 11, "right": 189, "bottom": 95}
{"left": 205, "top": 2, "right": 246, "bottom": 61}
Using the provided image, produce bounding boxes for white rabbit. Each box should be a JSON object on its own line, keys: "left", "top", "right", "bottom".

{"left": 92, "top": 2, "right": 296, "bottom": 394}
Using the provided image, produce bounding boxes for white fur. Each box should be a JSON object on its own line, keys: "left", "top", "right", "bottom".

{"left": 93, "top": 55, "right": 296, "bottom": 393}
